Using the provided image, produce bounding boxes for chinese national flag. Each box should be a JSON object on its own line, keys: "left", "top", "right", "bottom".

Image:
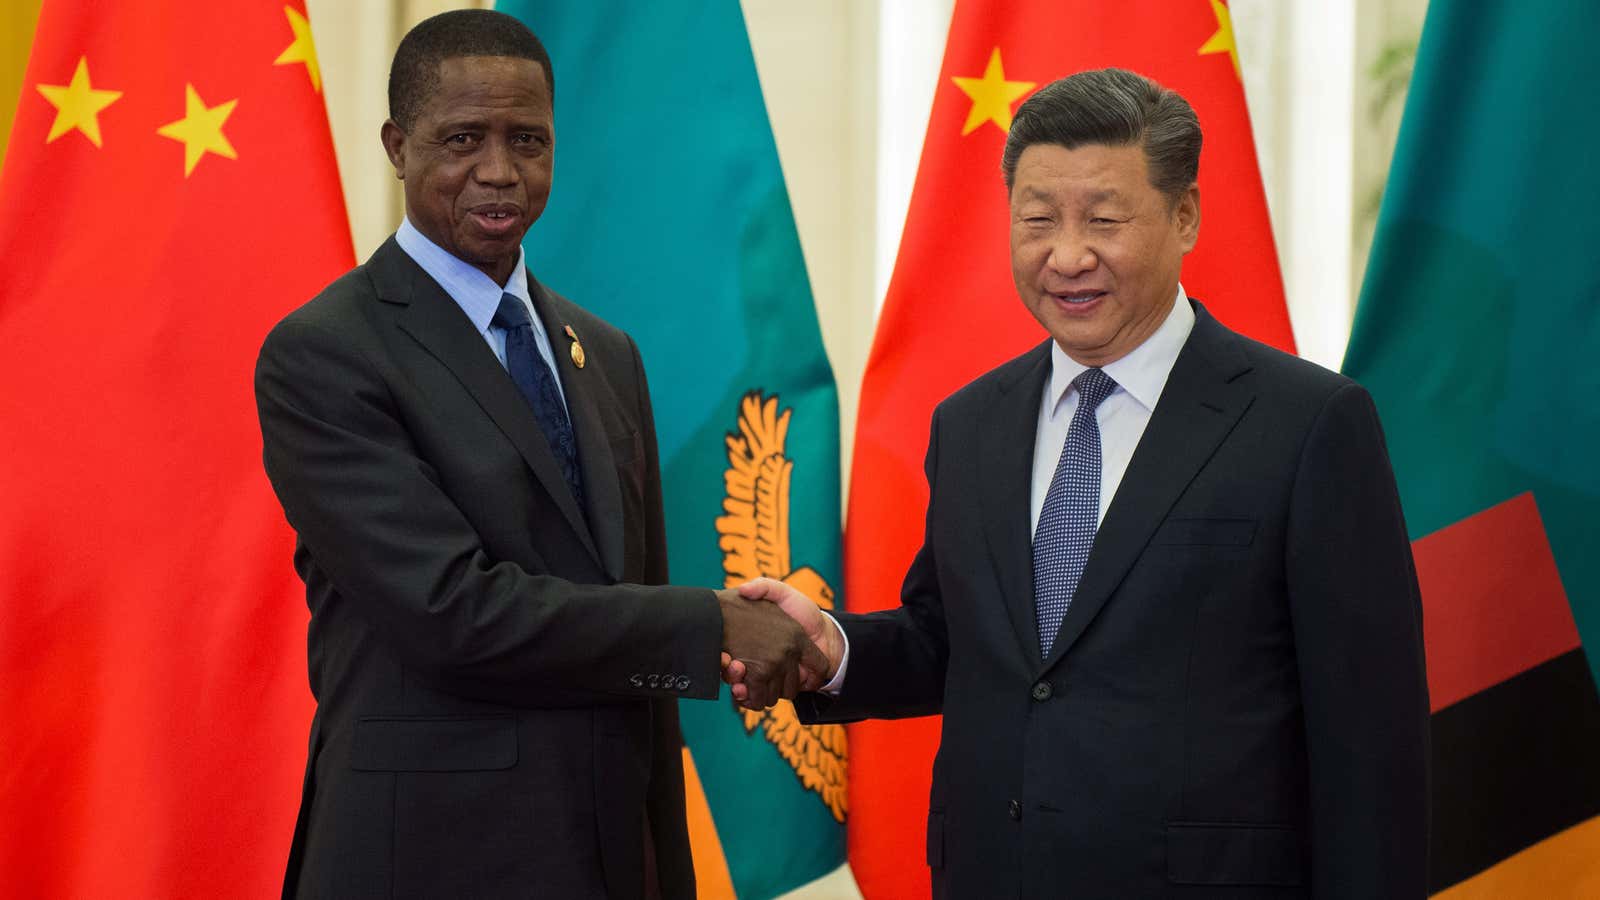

{"left": 845, "top": 0, "right": 1291, "bottom": 895}
{"left": 0, "top": 2, "right": 351, "bottom": 897}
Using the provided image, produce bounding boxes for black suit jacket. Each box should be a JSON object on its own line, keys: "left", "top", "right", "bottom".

{"left": 801, "top": 302, "right": 1429, "bottom": 899}
{"left": 255, "top": 237, "right": 721, "bottom": 900}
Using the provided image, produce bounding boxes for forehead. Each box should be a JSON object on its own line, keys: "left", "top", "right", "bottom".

{"left": 418, "top": 55, "right": 550, "bottom": 120}
{"left": 1010, "top": 142, "right": 1151, "bottom": 200}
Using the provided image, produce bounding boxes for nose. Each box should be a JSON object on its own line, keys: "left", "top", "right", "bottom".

{"left": 473, "top": 139, "right": 518, "bottom": 187}
{"left": 1046, "top": 229, "right": 1097, "bottom": 277}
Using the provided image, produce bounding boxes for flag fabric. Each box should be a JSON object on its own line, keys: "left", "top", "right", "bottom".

{"left": 495, "top": 2, "right": 847, "bottom": 898}
{"left": 846, "top": 0, "right": 1291, "bottom": 895}
{"left": 1342, "top": 3, "right": 1600, "bottom": 895}
{"left": 0, "top": 0, "right": 44, "bottom": 172}
{"left": 0, "top": 2, "right": 351, "bottom": 897}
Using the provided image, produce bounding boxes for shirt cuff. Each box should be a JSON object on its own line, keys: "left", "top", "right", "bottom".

{"left": 818, "top": 611, "right": 850, "bottom": 695}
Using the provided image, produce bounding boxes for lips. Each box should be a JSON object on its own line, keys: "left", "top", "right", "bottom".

{"left": 1048, "top": 289, "right": 1107, "bottom": 309}
{"left": 468, "top": 203, "right": 522, "bottom": 236}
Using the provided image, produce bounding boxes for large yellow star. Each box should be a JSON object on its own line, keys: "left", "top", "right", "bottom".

{"left": 36, "top": 57, "right": 123, "bottom": 147}
{"left": 156, "top": 84, "right": 239, "bottom": 177}
{"left": 274, "top": 6, "right": 322, "bottom": 93}
{"left": 1198, "top": 0, "right": 1242, "bottom": 80}
{"left": 951, "top": 48, "right": 1035, "bottom": 136}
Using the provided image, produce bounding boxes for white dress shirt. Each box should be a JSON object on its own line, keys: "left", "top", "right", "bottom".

{"left": 819, "top": 286, "right": 1195, "bottom": 695}
{"left": 1029, "top": 285, "right": 1194, "bottom": 536}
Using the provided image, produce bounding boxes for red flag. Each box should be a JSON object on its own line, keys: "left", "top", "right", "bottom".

{"left": 844, "top": 1, "right": 1291, "bottom": 895}
{"left": 0, "top": 2, "right": 351, "bottom": 896}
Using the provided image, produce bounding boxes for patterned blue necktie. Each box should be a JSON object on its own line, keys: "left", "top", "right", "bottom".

{"left": 1033, "top": 367, "right": 1117, "bottom": 658}
{"left": 493, "top": 292, "right": 584, "bottom": 507}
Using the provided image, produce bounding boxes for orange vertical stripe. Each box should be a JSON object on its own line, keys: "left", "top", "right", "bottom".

{"left": 1434, "top": 816, "right": 1600, "bottom": 899}
{"left": 683, "top": 746, "right": 738, "bottom": 899}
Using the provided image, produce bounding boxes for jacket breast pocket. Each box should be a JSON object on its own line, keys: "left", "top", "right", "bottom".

{"left": 351, "top": 715, "right": 517, "bottom": 772}
{"left": 1151, "top": 517, "right": 1256, "bottom": 547}
{"left": 1166, "top": 822, "right": 1303, "bottom": 886}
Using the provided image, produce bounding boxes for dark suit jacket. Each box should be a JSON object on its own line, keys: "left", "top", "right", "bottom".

{"left": 255, "top": 237, "right": 721, "bottom": 900}
{"left": 800, "top": 301, "right": 1429, "bottom": 899}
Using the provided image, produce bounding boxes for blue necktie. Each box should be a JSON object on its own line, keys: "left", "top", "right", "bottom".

{"left": 1033, "top": 367, "right": 1117, "bottom": 658}
{"left": 492, "top": 293, "right": 584, "bottom": 507}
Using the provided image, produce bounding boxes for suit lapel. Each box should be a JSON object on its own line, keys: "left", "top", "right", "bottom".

{"left": 1039, "top": 306, "right": 1255, "bottom": 674}
{"left": 369, "top": 239, "right": 603, "bottom": 571}
{"left": 529, "top": 279, "right": 625, "bottom": 583}
{"left": 981, "top": 342, "right": 1053, "bottom": 662}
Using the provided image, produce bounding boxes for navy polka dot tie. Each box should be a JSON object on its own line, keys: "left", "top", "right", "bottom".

{"left": 1033, "top": 367, "right": 1117, "bottom": 658}
{"left": 493, "top": 293, "right": 584, "bottom": 508}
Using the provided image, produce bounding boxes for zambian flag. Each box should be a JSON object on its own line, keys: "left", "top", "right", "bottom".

{"left": 1343, "top": 2, "right": 1600, "bottom": 895}
{"left": 496, "top": 2, "right": 848, "bottom": 898}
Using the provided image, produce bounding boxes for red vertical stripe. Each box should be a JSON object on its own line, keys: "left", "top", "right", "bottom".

{"left": 1412, "top": 492, "right": 1579, "bottom": 713}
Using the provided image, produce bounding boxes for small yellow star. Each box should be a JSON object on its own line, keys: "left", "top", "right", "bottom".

{"left": 1198, "top": 0, "right": 1242, "bottom": 80}
{"left": 156, "top": 84, "right": 239, "bottom": 177}
{"left": 36, "top": 57, "right": 123, "bottom": 147}
{"left": 951, "top": 48, "right": 1035, "bottom": 136}
{"left": 274, "top": 6, "right": 323, "bottom": 93}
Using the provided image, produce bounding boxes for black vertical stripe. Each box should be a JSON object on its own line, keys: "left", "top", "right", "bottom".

{"left": 1430, "top": 649, "right": 1600, "bottom": 892}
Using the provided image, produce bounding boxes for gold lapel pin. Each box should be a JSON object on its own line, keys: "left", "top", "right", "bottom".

{"left": 564, "top": 324, "right": 586, "bottom": 369}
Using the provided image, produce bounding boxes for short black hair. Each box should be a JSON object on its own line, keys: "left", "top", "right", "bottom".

{"left": 1001, "top": 68, "right": 1201, "bottom": 204}
{"left": 388, "top": 9, "right": 554, "bottom": 130}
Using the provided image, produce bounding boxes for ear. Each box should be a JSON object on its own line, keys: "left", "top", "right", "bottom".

{"left": 380, "top": 119, "right": 406, "bottom": 179}
{"left": 1176, "top": 183, "right": 1201, "bottom": 253}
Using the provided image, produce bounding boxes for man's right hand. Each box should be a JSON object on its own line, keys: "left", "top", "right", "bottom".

{"left": 722, "top": 578, "right": 845, "bottom": 708}
{"left": 717, "top": 587, "right": 830, "bottom": 710}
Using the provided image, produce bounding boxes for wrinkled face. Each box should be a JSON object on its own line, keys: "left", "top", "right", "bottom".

{"left": 381, "top": 55, "right": 553, "bottom": 285}
{"left": 1008, "top": 142, "right": 1199, "bottom": 366}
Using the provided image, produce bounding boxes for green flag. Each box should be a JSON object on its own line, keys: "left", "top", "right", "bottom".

{"left": 1345, "top": 2, "right": 1600, "bottom": 893}
{"left": 495, "top": 2, "right": 846, "bottom": 897}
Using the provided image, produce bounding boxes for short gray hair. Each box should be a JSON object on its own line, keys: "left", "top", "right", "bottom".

{"left": 1001, "top": 68, "right": 1201, "bottom": 204}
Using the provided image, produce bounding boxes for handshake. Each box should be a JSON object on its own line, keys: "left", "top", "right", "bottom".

{"left": 716, "top": 577, "right": 846, "bottom": 711}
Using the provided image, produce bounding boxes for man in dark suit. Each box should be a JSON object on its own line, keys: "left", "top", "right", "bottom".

{"left": 735, "top": 69, "right": 1430, "bottom": 898}
{"left": 254, "top": 11, "right": 820, "bottom": 899}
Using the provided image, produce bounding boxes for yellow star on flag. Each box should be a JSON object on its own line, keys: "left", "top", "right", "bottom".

{"left": 951, "top": 48, "right": 1035, "bottom": 136}
{"left": 36, "top": 57, "right": 123, "bottom": 147}
{"left": 274, "top": 6, "right": 323, "bottom": 93}
{"left": 1199, "top": 0, "right": 1242, "bottom": 80}
{"left": 157, "top": 84, "right": 239, "bottom": 177}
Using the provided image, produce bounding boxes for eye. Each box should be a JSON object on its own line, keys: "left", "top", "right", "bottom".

{"left": 445, "top": 132, "right": 479, "bottom": 147}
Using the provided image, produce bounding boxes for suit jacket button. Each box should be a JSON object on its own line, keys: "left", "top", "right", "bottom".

{"left": 629, "top": 673, "right": 643, "bottom": 688}
{"left": 1031, "top": 682, "right": 1052, "bottom": 701}
{"left": 647, "top": 674, "right": 660, "bottom": 688}
{"left": 676, "top": 676, "right": 691, "bottom": 691}
{"left": 1008, "top": 799, "right": 1022, "bottom": 821}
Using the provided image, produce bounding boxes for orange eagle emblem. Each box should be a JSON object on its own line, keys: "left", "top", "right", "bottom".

{"left": 716, "top": 391, "right": 848, "bottom": 823}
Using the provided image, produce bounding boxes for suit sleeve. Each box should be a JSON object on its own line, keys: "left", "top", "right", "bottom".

{"left": 254, "top": 319, "right": 723, "bottom": 702}
{"left": 1286, "top": 382, "right": 1429, "bottom": 899}
{"left": 629, "top": 336, "right": 697, "bottom": 900}
{"left": 796, "top": 409, "right": 951, "bottom": 723}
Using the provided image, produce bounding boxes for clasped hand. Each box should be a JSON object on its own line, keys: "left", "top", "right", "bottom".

{"left": 717, "top": 578, "right": 843, "bottom": 711}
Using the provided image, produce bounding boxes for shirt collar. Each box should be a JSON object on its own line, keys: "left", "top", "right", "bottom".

{"left": 1046, "top": 284, "right": 1196, "bottom": 416}
{"left": 395, "top": 217, "right": 533, "bottom": 334}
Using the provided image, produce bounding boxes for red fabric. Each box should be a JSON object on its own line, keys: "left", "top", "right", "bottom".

{"left": 0, "top": 3, "right": 351, "bottom": 897}
{"left": 1411, "top": 493, "right": 1578, "bottom": 713}
{"left": 844, "top": 2, "right": 1291, "bottom": 894}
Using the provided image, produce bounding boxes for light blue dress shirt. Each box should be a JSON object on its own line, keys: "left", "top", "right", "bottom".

{"left": 394, "top": 217, "right": 569, "bottom": 411}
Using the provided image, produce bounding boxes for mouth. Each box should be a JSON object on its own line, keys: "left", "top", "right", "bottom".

{"left": 1048, "top": 289, "right": 1107, "bottom": 311}
{"left": 468, "top": 203, "right": 522, "bottom": 236}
